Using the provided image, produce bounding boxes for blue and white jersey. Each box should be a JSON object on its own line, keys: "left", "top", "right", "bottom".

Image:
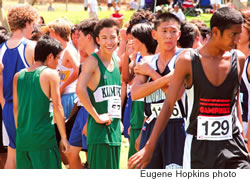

{"left": 0, "top": 38, "right": 30, "bottom": 102}
{"left": 240, "top": 57, "right": 250, "bottom": 134}
{"left": 144, "top": 48, "right": 186, "bottom": 123}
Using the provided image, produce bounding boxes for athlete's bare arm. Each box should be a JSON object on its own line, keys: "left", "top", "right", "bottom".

{"left": 13, "top": 73, "right": 19, "bottom": 128}
{"left": 236, "top": 50, "right": 247, "bottom": 133}
{"left": 128, "top": 49, "right": 193, "bottom": 169}
{"left": 25, "top": 41, "right": 36, "bottom": 66}
{"left": 47, "top": 69, "right": 69, "bottom": 153}
{"left": 131, "top": 70, "right": 173, "bottom": 100}
{"left": 60, "top": 49, "right": 79, "bottom": 94}
{"left": 0, "top": 62, "right": 4, "bottom": 108}
{"left": 121, "top": 42, "right": 136, "bottom": 83}
{"left": 76, "top": 56, "right": 112, "bottom": 125}
{"left": 247, "top": 121, "right": 250, "bottom": 153}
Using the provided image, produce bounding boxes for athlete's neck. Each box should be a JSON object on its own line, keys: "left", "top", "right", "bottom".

{"left": 7, "top": 30, "right": 25, "bottom": 48}
{"left": 28, "top": 61, "right": 44, "bottom": 71}
{"left": 87, "top": 44, "right": 98, "bottom": 56}
{"left": 202, "top": 39, "right": 226, "bottom": 58}
{"left": 158, "top": 46, "right": 177, "bottom": 63}
{"left": 97, "top": 49, "right": 113, "bottom": 63}
{"left": 140, "top": 47, "right": 149, "bottom": 58}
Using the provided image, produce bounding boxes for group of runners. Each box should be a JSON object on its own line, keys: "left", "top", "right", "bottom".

{"left": 0, "top": 4, "right": 249, "bottom": 169}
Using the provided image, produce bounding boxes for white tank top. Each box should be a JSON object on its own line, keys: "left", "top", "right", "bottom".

{"left": 58, "top": 43, "right": 78, "bottom": 94}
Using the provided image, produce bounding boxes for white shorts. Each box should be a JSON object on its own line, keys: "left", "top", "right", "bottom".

{"left": 210, "top": 0, "right": 221, "bottom": 5}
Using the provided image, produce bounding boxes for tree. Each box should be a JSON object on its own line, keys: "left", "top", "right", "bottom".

{"left": 18, "top": 0, "right": 26, "bottom": 3}
{"left": 0, "top": 0, "right": 10, "bottom": 31}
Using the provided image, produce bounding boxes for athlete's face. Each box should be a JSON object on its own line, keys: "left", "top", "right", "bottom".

{"left": 216, "top": 24, "right": 242, "bottom": 51}
{"left": 238, "top": 25, "right": 249, "bottom": 46}
{"left": 96, "top": 27, "right": 119, "bottom": 56}
{"left": 131, "top": 35, "right": 142, "bottom": 53}
{"left": 78, "top": 31, "right": 88, "bottom": 53}
{"left": 24, "top": 18, "right": 39, "bottom": 39}
{"left": 153, "top": 20, "right": 181, "bottom": 51}
{"left": 47, "top": 52, "right": 61, "bottom": 69}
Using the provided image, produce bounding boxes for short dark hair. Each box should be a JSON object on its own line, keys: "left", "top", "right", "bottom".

{"left": 210, "top": 7, "right": 243, "bottom": 35}
{"left": 178, "top": 22, "right": 196, "bottom": 48}
{"left": 78, "top": 18, "right": 98, "bottom": 45}
{"left": 190, "top": 19, "right": 211, "bottom": 41}
{"left": 94, "top": 18, "right": 120, "bottom": 38}
{"left": 154, "top": 12, "right": 181, "bottom": 30}
{"left": 126, "top": 9, "right": 155, "bottom": 34}
{"left": 0, "top": 26, "right": 10, "bottom": 44}
{"left": 35, "top": 35, "right": 63, "bottom": 62}
{"left": 131, "top": 23, "right": 157, "bottom": 54}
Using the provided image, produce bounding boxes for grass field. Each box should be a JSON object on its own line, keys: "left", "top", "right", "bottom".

{"left": 2, "top": 0, "right": 212, "bottom": 26}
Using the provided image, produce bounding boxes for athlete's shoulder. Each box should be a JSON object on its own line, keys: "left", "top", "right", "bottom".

{"left": 177, "top": 48, "right": 194, "bottom": 63}
{"left": 42, "top": 68, "right": 59, "bottom": 80}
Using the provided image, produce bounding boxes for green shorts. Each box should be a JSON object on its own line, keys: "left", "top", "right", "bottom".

{"left": 88, "top": 144, "right": 120, "bottom": 169}
{"left": 128, "top": 128, "right": 141, "bottom": 159}
{"left": 16, "top": 145, "right": 62, "bottom": 169}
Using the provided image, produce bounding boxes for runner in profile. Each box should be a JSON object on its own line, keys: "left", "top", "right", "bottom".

{"left": 13, "top": 35, "right": 70, "bottom": 169}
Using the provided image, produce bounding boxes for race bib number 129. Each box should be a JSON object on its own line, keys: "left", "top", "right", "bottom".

{"left": 197, "top": 115, "right": 232, "bottom": 141}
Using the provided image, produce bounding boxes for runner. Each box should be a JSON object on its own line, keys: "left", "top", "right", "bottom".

{"left": 13, "top": 35, "right": 69, "bottom": 169}
{"left": 76, "top": 18, "right": 122, "bottom": 169}
{"left": 0, "top": 4, "right": 39, "bottom": 168}
{"left": 66, "top": 18, "right": 98, "bottom": 169}
{"left": 130, "top": 12, "right": 186, "bottom": 169}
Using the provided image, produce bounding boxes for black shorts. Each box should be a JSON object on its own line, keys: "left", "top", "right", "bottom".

{"left": 140, "top": 118, "right": 186, "bottom": 168}
{"left": 183, "top": 133, "right": 250, "bottom": 169}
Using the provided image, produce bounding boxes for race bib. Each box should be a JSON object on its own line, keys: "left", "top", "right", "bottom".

{"left": 170, "top": 103, "right": 182, "bottom": 119}
{"left": 150, "top": 103, "right": 163, "bottom": 118}
{"left": 108, "top": 98, "right": 121, "bottom": 118}
{"left": 150, "top": 103, "right": 182, "bottom": 119}
{"left": 197, "top": 115, "right": 232, "bottom": 141}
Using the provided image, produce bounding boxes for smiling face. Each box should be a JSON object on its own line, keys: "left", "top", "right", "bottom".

{"left": 153, "top": 20, "right": 181, "bottom": 52}
{"left": 96, "top": 26, "right": 119, "bottom": 56}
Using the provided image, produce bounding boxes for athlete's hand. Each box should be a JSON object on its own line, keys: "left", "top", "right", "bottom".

{"left": 60, "top": 138, "right": 70, "bottom": 153}
{"left": 135, "top": 133, "right": 141, "bottom": 151}
{"left": 82, "top": 122, "right": 87, "bottom": 136}
{"left": 128, "top": 126, "right": 131, "bottom": 136}
{"left": 120, "top": 121, "right": 124, "bottom": 134}
{"left": 134, "top": 62, "right": 153, "bottom": 76}
{"left": 96, "top": 113, "right": 112, "bottom": 125}
{"left": 120, "top": 28, "right": 127, "bottom": 41}
{"left": 128, "top": 146, "right": 153, "bottom": 169}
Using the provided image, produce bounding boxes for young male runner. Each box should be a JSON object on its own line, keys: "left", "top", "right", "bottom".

{"left": 48, "top": 19, "right": 80, "bottom": 166}
{"left": 13, "top": 35, "right": 70, "bottom": 169}
{"left": 66, "top": 18, "right": 98, "bottom": 169}
{"left": 129, "top": 7, "right": 250, "bottom": 169}
{"left": 130, "top": 12, "right": 186, "bottom": 169}
{"left": 0, "top": 4, "right": 39, "bottom": 168}
{"left": 76, "top": 18, "right": 122, "bottom": 169}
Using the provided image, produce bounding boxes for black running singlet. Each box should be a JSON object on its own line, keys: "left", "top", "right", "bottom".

{"left": 186, "top": 50, "right": 241, "bottom": 140}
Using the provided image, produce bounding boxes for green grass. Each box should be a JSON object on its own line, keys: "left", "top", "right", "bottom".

{"left": 3, "top": 0, "right": 212, "bottom": 26}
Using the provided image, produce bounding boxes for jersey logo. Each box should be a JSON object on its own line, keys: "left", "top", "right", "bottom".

{"left": 94, "top": 85, "right": 121, "bottom": 102}
{"left": 199, "top": 98, "right": 231, "bottom": 115}
{"left": 59, "top": 71, "right": 70, "bottom": 82}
